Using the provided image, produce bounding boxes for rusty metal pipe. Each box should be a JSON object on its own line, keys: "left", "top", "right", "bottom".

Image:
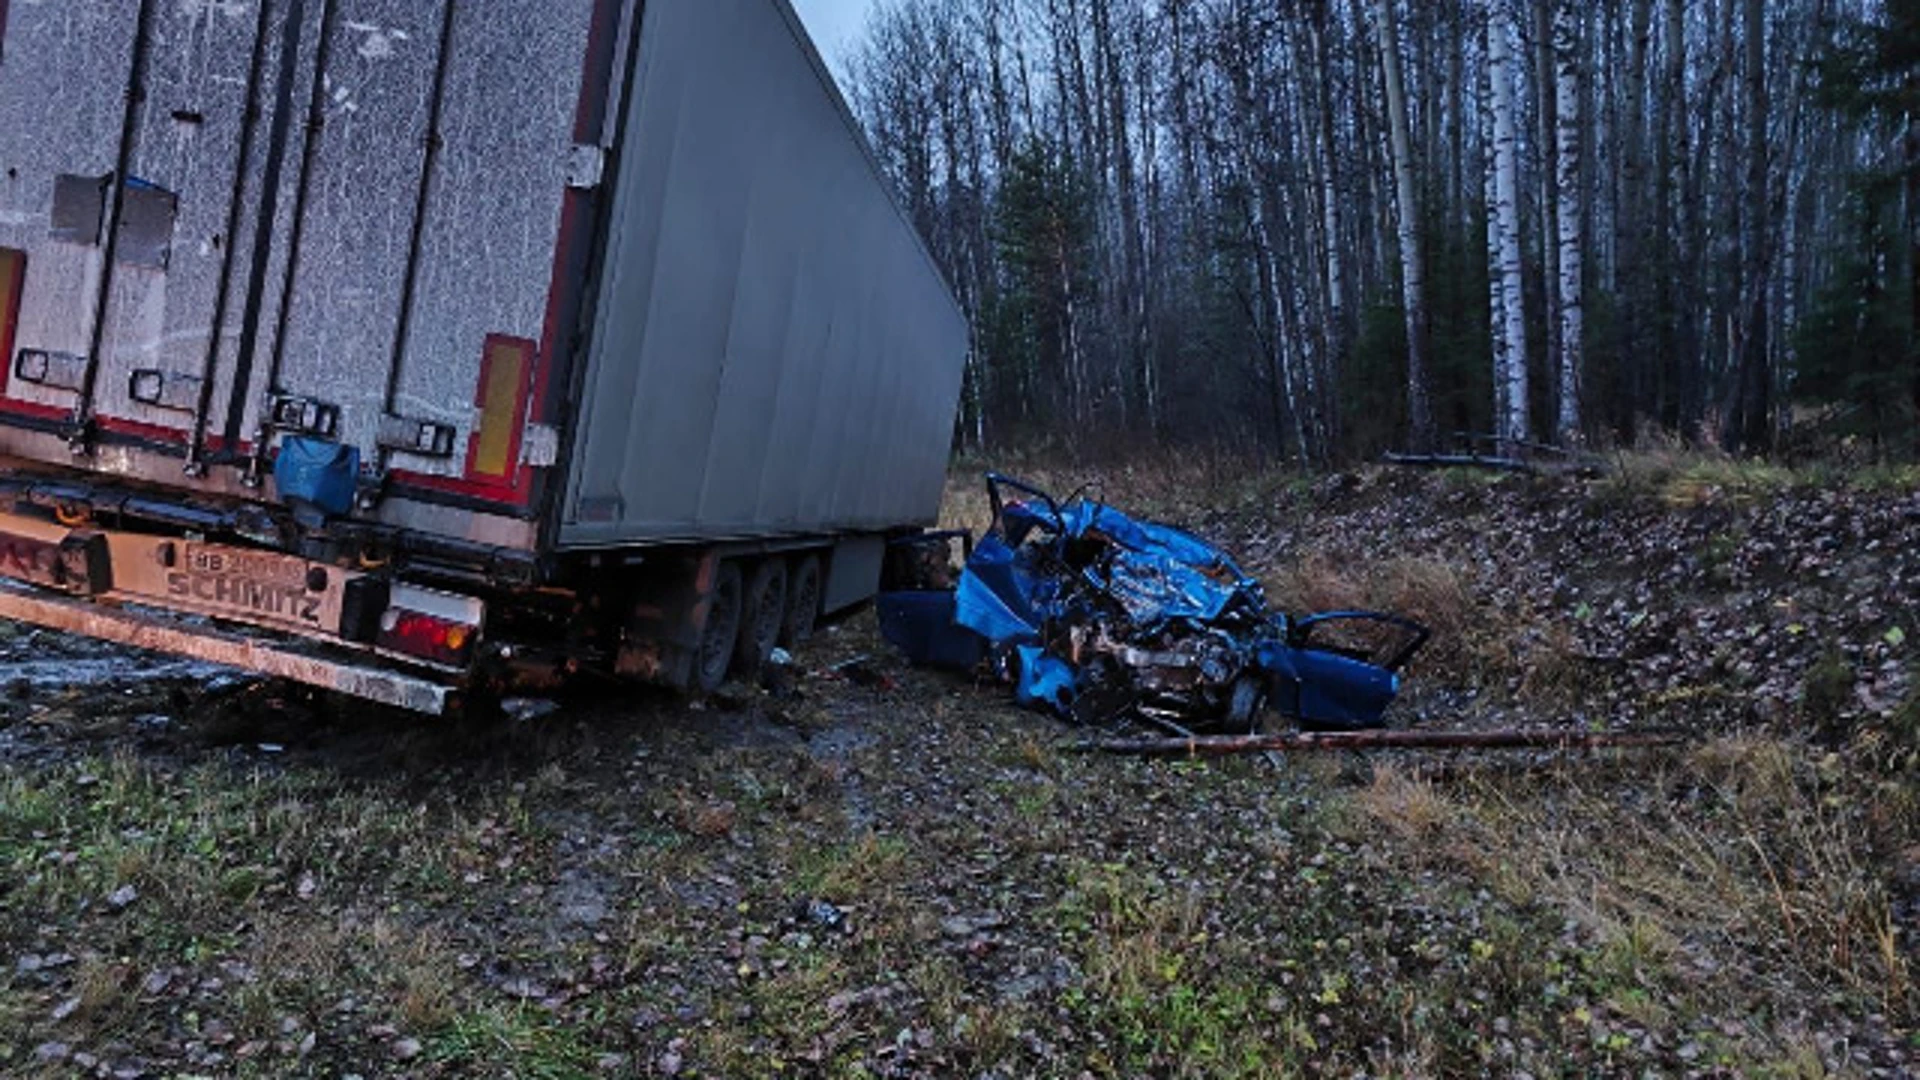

{"left": 1073, "top": 728, "right": 1691, "bottom": 757}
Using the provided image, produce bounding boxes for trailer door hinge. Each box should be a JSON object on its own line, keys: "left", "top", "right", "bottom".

{"left": 15, "top": 349, "right": 88, "bottom": 393}
{"left": 269, "top": 395, "right": 340, "bottom": 438}
{"left": 376, "top": 414, "right": 457, "bottom": 458}
{"left": 129, "top": 369, "right": 204, "bottom": 413}
{"left": 565, "top": 145, "right": 606, "bottom": 190}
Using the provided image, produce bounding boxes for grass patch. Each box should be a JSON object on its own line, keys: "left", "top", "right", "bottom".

{"left": 786, "top": 832, "right": 911, "bottom": 902}
{"left": 1054, "top": 859, "right": 1295, "bottom": 1078}
{"left": 1602, "top": 444, "right": 1920, "bottom": 506}
{"left": 429, "top": 1006, "right": 604, "bottom": 1079}
{"left": 0, "top": 751, "right": 558, "bottom": 1067}
{"left": 5, "top": 455, "right": 1915, "bottom": 1076}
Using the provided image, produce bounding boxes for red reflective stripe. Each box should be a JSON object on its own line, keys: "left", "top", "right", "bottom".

{"left": 465, "top": 334, "right": 534, "bottom": 485}
{"left": 0, "top": 399, "right": 68, "bottom": 422}
{"left": 96, "top": 415, "right": 190, "bottom": 445}
{"left": 390, "top": 467, "right": 534, "bottom": 502}
{"left": 532, "top": 189, "right": 587, "bottom": 432}
{"left": 571, "top": 0, "right": 622, "bottom": 142}
{"left": 0, "top": 248, "right": 24, "bottom": 397}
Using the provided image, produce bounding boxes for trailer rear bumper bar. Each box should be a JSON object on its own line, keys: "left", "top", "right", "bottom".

{"left": 0, "top": 583, "right": 454, "bottom": 715}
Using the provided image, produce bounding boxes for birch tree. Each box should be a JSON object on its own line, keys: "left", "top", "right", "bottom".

{"left": 1552, "top": 0, "right": 1586, "bottom": 443}
{"left": 843, "top": 0, "right": 1905, "bottom": 461}
{"left": 1488, "top": 0, "right": 1531, "bottom": 447}
{"left": 1374, "top": 0, "right": 1436, "bottom": 450}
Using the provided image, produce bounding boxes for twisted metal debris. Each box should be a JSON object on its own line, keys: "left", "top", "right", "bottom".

{"left": 880, "top": 474, "right": 1430, "bottom": 732}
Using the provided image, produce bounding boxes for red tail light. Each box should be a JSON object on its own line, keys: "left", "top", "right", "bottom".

{"left": 378, "top": 610, "right": 477, "bottom": 668}
{"left": 376, "top": 585, "right": 484, "bottom": 668}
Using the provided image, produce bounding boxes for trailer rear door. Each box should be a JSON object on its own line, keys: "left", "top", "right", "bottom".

{"left": 0, "top": 1, "right": 606, "bottom": 516}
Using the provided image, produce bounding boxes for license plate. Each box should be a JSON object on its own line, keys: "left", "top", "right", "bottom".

{"left": 165, "top": 542, "right": 330, "bottom": 628}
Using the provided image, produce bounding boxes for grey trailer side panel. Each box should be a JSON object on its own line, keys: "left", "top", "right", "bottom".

{"left": 560, "top": 0, "right": 968, "bottom": 549}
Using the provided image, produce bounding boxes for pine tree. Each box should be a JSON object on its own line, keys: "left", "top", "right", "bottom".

{"left": 991, "top": 140, "right": 1098, "bottom": 436}
{"left": 1811, "top": 0, "right": 1920, "bottom": 455}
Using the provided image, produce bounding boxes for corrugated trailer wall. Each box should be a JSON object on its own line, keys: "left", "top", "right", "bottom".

{"left": 558, "top": 0, "right": 969, "bottom": 549}
{"left": 0, "top": 0, "right": 599, "bottom": 537}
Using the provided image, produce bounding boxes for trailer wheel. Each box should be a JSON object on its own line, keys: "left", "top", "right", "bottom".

{"left": 781, "top": 555, "right": 822, "bottom": 647}
{"left": 695, "top": 561, "right": 744, "bottom": 693}
{"left": 735, "top": 560, "right": 788, "bottom": 676}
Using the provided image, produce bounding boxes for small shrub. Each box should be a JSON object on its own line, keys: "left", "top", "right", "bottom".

{"left": 1802, "top": 651, "right": 1857, "bottom": 744}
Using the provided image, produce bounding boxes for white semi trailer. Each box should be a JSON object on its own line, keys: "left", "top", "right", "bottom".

{"left": 0, "top": 0, "right": 967, "bottom": 712}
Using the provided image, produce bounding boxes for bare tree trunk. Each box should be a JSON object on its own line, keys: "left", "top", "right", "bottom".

{"left": 1448, "top": 0, "right": 1470, "bottom": 235}
{"left": 1096, "top": 0, "right": 1148, "bottom": 438}
{"left": 1309, "top": 1, "right": 1349, "bottom": 445}
{"left": 1534, "top": 0, "right": 1562, "bottom": 391}
{"left": 1348, "top": 0, "right": 1386, "bottom": 310}
{"left": 1690, "top": 0, "right": 1734, "bottom": 439}
{"left": 1620, "top": 0, "right": 1652, "bottom": 431}
{"left": 1061, "top": 232, "right": 1086, "bottom": 429}
{"left": 1487, "top": 78, "right": 1509, "bottom": 435}
{"left": 1374, "top": 0, "right": 1436, "bottom": 450}
{"left": 1553, "top": 0, "right": 1585, "bottom": 444}
{"left": 1655, "top": 0, "right": 1687, "bottom": 429}
{"left": 1770, "top": 0, "right": 1827, "bottom": 447}
{"left": 1909, "top": 111, "right": 1920, "bottom": 458}
{"left": 1129, "top": 6, "right": 1162, "bottom": 436}
{"left": 1727, "top": 0, "right": 1772, "bottom": 454}
{"left": 1489, "top": 0, "right": 1531, "bottom": 447}
{"left": 982, "top": 0, "right": 1014, "bottom": 162}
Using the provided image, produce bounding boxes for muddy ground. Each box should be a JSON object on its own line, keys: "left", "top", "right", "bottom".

{"left": 1, "top": 459, "right": 1915, "bottom": 1078}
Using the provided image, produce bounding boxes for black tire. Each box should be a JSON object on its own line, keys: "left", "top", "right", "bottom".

{"left": 734, "top": 560, "right": 788, "bottom": 676}
{"left": 781, "top": 555, "right": 822, "bottom": 648}
{"left": 695, "top": 561, "right": 744, "bottom": 693}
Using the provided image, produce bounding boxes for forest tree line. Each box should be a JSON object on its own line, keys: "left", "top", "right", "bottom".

{"left": 842, "top": 0, "right": 1920, "bottom": 461}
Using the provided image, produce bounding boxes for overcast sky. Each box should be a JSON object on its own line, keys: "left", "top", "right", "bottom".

{"left": 789, "top": 0, "right": 879, "bottom": 74}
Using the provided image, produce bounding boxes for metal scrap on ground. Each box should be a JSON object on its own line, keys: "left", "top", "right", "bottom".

{"left": 879, "top": 474, "right": 1431, "bottom": 732}
{"left": 1073, "top": 728, "right": 1692, "bottom": 757}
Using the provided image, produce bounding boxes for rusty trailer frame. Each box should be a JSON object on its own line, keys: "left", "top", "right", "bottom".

{"left": 0, "top": 582, "right": 453, "bottom": 714}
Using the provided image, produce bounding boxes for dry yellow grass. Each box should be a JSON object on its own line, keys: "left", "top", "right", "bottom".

{"left": 1405, "top": 741, "right": 1911, "bottom": 1025}
{"left": 1357, "top": 764, "right": 1453, "bottom": 844}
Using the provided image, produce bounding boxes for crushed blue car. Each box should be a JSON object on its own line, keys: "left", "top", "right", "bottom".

{"left": 877, "top": 474, "right": 1430, "bottom": 732}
